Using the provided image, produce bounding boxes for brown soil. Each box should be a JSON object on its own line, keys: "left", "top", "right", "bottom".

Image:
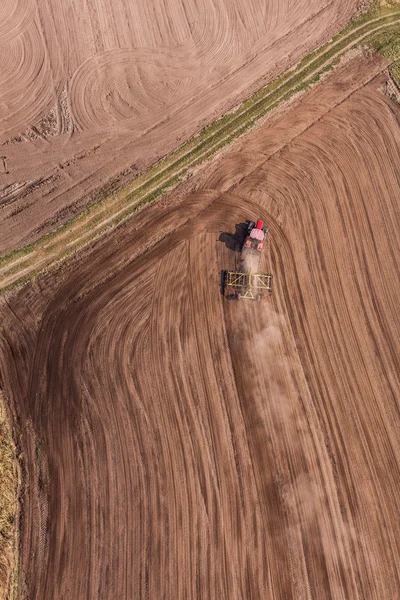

{"left": 0, "top": 0, "right": 358, "bottom": 254}
{"left": 1, "top": 54, "right": 399, "bottom": 599}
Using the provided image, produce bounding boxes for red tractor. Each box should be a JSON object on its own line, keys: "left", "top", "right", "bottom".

{"left": 242, "top": 219, "right": 268, "bottom": 255}
{"left": 224, "top": 219, "right": 272, "bottom": 300}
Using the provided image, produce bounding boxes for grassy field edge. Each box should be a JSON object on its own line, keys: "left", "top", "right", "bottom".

{"left": 0, "top": 394, "right": 20, "bottom": 600}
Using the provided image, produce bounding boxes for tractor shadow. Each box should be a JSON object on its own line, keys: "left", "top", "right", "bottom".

{"left": 218, "top": 221, "right": 248, "bottom": 252}
{"left": 218, "top": 222, "right": 248, "bottom": 296}
{"left": 219, "top": 270, "right": 227, "bottom": 296}
{"left": 219, "top": 270, "right": 238, "bottom": 299}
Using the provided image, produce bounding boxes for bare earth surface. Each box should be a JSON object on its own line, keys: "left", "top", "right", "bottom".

{"left": 0, "top": 53, "right": 399, "bottom": 599}
{"left": 0, "top": 0, "right": 358, "bottom": 253}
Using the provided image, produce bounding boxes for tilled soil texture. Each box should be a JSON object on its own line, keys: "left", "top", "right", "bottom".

{"left": 0, "top": 0, "right": 359, "bottom": 253}
{"left": 1, "top": 54, "right": 400, "bottom": 599}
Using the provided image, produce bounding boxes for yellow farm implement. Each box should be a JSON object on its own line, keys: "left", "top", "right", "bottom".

{"left": 224, "top": 270, "right": 273, "bottom": 300}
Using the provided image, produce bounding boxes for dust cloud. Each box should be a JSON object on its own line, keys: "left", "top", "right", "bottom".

{"left": 241, "top": 250, "right": 260, "bottom": 274}
{"left": 241, "top": 302, "right": 362, "bottom": 594}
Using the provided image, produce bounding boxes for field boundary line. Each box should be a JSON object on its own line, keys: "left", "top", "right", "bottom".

{"left": 1, "top": 6, "right": 399, "bottom": 293}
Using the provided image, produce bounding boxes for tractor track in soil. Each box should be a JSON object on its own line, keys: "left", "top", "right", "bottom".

{"left": 1, "top": 8, "right": 399, "bottom": 291}
{"left": 1, "top": 0, "right": 360, "bottom": 256}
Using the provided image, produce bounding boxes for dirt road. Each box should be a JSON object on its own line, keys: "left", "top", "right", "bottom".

{"left": 0, "top": 0, "right": 357, "bottom": 253}
{"left": 1, "top": 54, "right": 399, "bottom": 599}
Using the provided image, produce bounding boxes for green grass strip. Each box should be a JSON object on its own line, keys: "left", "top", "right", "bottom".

{"left": 389, "top": 59, "right": 400, "bottom": 86}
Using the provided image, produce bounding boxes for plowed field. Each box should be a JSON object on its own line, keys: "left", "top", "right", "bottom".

{"left": 1, "top": 54, "right": 399, "bottom": 599}
{"left": 0, "top": 0, "right": 357, "bottom": 253}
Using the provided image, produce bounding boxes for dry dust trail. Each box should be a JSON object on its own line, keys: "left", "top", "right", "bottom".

{"left": 0, "top": 59, "right": 399, "bottom": 599}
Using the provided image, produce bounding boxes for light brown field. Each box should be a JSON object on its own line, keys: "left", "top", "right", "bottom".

{"left": 0, "top": 0, "right": 358, "bottom": 254}
{"left": 0, "top": 52, "right": 399, "bottom": 599}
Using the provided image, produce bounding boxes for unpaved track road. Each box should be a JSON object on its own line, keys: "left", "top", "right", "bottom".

{"left": 0, "top": 0, "right": 358, "bottom": 253}
{"left": 1, "top": 54, "right": 400, "bottom": 599}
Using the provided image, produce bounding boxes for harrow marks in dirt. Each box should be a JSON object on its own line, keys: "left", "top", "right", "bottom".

{"left": 0, "top": 58, "right": 399, "bottom": 599}
{"left": 0, "top": 0, "right": 357, "bottom": 252}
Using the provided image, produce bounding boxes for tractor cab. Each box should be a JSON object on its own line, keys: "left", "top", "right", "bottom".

{"left": 243, "top": 219, "right": 268, "bottom": 253}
